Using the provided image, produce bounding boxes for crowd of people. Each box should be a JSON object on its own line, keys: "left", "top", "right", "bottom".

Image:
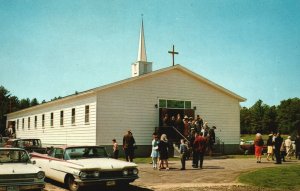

{"left": 254, "top": 132, "right": 300, "bottom": 164}
{"left": 111, "top": 114, "right": 217, "bottom": 170}
{"left": 150, "top": 131, "right": 208, "bottom": 170}
{"left": 160, "top": 114, "right": 217, "bottom": 156}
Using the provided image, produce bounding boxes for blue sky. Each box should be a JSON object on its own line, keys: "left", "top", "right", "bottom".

{"left": 0, "top": 0, "right": 299, "bottom": 107}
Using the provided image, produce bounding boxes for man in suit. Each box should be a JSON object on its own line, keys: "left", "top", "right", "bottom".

{"left": 123, "top": 130, "right": 135, "bottom": 162}
{"left": 274, "top": 132, "right": 283, "bottom": 164}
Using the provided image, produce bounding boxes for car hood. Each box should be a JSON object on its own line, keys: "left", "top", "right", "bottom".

{"left": 68, "top": 158, "right": 137, "bottom": 170}
{"left": 0, "top": 163, "right": 41, "bottom": 174}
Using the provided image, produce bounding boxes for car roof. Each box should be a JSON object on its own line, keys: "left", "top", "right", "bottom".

{"left": 8, "top": 138, "right": 41, "bottom": 141}
{"left": 51, "top": 145, "right": 105, "bottom": 149}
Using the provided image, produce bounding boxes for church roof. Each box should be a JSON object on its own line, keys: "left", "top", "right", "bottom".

{"left": 90, "top": 64, "right": 246, "bottom": 102}
{"left": 7, "top": 64, "right": 246, "bottom": 116}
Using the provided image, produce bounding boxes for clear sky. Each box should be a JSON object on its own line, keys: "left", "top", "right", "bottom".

{"left": 0, "top": 0, "right": 299, "bottom": 107}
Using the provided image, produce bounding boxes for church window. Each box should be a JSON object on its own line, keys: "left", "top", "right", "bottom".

{"left": 17, "top": 119, "right": 19, "bottom": 131}
{"left": 159, "top": 100, "right": 166, "bottom": 108}
{"left": 34, "top": 116, "right": 37, "bottom": 128}
{"left": 167, "top": 100, "right": 184, "bottom": 108}
{"left": 71, "top": 108, "right": 76, "bottom": 125}
{"left": 60, "top": 111, "right": 64, "bottom": 126}
{"left": 28, "top": 117, "right": 30, "bottom": 129}
{"left": 85, "top": 105, "right": 89, "bottom": 123}
{"left": 159, "top": 99, "right": 192, "bottom": 109}
{"left": 185, "top": 101, "right": 191, "bottom": 109}
{"left": 50, "top": 113, "right": 54, "bottom": 127}
{"left": 22, "top": 118, "right": 24, "bottom": 130}
{"left": 42, "top": 114, "right": 45, "bottom": 128}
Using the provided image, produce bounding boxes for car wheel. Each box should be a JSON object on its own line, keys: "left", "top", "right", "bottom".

{"left": 66, "top": 175, "right": 81, "bottom": 191}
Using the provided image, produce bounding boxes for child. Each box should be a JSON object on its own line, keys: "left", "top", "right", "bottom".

{"left": 179, "top": 139, "right": 188, "bottom": 170}
{"left": 112, "top": 139, "right": 119, "bottom": 159}
{"left": 150, "top": 133, "right": 160, "bottom": 169}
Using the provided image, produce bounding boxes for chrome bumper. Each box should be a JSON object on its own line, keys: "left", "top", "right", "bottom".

{"left": 76, "top": 175, "right": 139, "bottom": 186}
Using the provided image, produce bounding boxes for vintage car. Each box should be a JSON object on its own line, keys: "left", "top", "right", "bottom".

{"left": 5, "top": 138, "right": 48, "bottom": 154}
{"left": 240, "top": 140, "right": 267, "bottom": 155}
{"left": 31, "top": 145, "right": 139, "bottom": 191}
{"left": 0, "top": 148, "right": 45, "bottom": 191}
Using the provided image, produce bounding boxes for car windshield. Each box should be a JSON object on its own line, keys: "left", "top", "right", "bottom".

{"left": 64, "top": 147, "right": 108, "bottom": 160}
{"left": 0, "top": 150, "right": 30, "bottom": 163}
{"left": 17, "top": 139, "right": 41, "bottom": 147}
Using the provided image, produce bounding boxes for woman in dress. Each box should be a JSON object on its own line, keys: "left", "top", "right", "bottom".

{"left": 254, "top": 133, "right": 264, "bottom": 163}
{"left": 158, "top": 134, "right": 169, "bottom": 170}
{"left": 266, "top": 134, "right": 274, "bottom": 161}
{"left": 150, "top": 134, "right": 160, "bottom": 169}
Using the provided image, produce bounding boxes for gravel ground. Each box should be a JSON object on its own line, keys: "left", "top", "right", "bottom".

{"left": 44, "top": 157, "right": 300, "bottom": 191}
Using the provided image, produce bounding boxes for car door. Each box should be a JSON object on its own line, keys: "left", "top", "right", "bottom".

{"left": 47, "top": 148, "right": 68, "bottom": 183}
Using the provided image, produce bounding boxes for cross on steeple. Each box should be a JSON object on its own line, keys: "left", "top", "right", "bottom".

{"left": 168, "top": 45, "right": 178, "bottom": 66}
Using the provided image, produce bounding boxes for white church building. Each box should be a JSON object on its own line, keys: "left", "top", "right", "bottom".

{"left": 6, "top": 21, "right": 246, "bottom": 156}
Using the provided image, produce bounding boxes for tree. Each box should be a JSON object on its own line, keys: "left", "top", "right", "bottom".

{"left": 240, "top": 107, "right": 251, "bottom": 134}
{"left": 277, "top": 98, "right": 300, "bottom": 135}
{"left": 30, "top": 98, "right": 39, "bottom": 106}
{"left": 19, "top": 98, "right": 31, "bottom": 110}
{"left": 0, "top": 86, "right": 10, "bottom": 134}
{"left": 263, "top": 105, "right": 278, "bottom": 134}
{"left": 9, "top": 96, "right": 20, "bottom": 113}
{"left": 249, "top": 100, "right": 266, "bottom": 134}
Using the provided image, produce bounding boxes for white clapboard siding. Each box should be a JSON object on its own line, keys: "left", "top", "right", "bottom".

{"left": 8, "top": 66, "right": 244, "bottom": 148}
{"left": 96, "top": 69, "right": 241, "bottom": 145}
{"left": 8, "top": 95, "right": 97, "bottom": 145}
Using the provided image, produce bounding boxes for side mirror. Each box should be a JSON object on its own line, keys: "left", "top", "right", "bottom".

{"left": 32, "top": 160, "right": 36, "bottom": 165}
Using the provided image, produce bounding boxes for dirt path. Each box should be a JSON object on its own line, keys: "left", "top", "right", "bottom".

{"left": 44, "top": 157, "right": 300, "bottom": 191}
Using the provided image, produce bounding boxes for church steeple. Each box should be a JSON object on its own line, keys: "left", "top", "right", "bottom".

{"left": 137, "top": 19, "right": 147, "bottom": 62}
{"left": 131, "top": 17, "right": 152, "bottom": 77}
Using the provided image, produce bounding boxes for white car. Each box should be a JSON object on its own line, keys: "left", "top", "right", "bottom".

{"left": 31, "top": 145, "right": 139, "bottom": 191}
{"left": 0, "top": 148, "right": 45, "bottom": 191}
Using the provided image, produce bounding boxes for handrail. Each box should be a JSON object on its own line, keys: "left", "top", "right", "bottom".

{"left": 171, "top": 126, "right": 189, "bottom": 143}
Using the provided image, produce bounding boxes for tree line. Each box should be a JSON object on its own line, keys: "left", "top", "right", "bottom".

{"left": 241, "top": 98, "right": 300, "bottom": 136}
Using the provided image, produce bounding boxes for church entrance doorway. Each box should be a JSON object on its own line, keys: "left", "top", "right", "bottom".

{"left": 157, "top": 99, "right": 195, "bottom": 141}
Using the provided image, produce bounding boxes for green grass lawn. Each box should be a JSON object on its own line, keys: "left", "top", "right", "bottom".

{"left": 239, "top": 164, "right": 300, "bottom": 190}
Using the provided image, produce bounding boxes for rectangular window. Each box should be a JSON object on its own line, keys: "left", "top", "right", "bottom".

{"left": 17, "top": 119, "right": 19, "bottom": 131}
{"left": 42, "top": 114, "right": 45, "bottom": 128}
{"left": 159, "top": 99, "right": 192, "bottom": 109}
{"left": 28, "top": 117, "right": 30, "bottom": 129}
{"left": 85, "top": 105, "right": 89, "bottom": 123}
{"left": 50, "top": 113, "right": 54, "bottom": 127}
{"left": 167, "top": 100, "right": 184, "bottom": 108}
{"left": 159, "top": 99, "right": 167, "bottom": 108}
{"left": 71, "top": 108, "right": 75, "bottom": 124}
{"left": 22, "top": 118, "right": 24, "bottom": 130}
{"left": 185, "top": 101, "right": 192, "bottom": 109}
{"left": 34, "top": 116, "right": 37, "bottom": 128}
{"left": 60, "top": 110, "right": 64, "bottom": 126}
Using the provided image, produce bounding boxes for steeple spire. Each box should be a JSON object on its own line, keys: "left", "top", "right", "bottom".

{"left": 137, "top": 17, "right": 147, "bottom": 62}
{"left": 131, "top": 16, "right": 152, "bottom": 77}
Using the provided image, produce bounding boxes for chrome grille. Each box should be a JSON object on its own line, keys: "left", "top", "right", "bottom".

{"left": 0, "top": 179, "right": 34, "bottom": 183}
{"left": 0, "top": 174, "right": 37, "bottom": 179}
{"left": 100, "top": 171, "right": 123, "bottom": 178}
